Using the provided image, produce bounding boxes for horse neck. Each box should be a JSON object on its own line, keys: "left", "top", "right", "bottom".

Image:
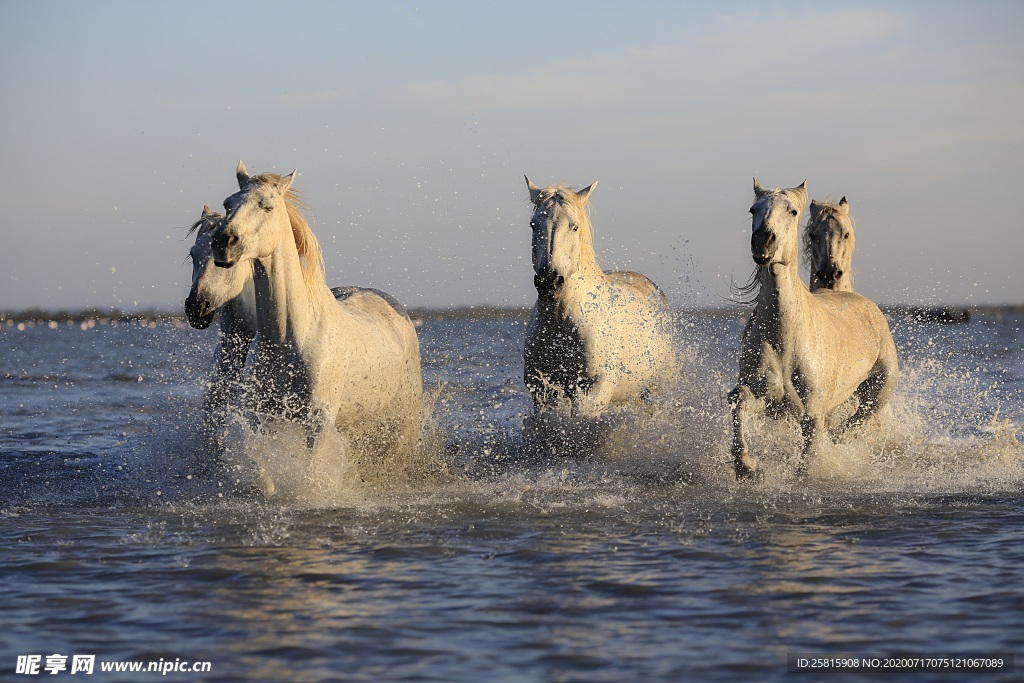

{"left": 251, "top": 224, "right": 324, "bottom": 347}
{"left": 757, "top": 257, "right": 812, "bottom": 326}
{"left": 224, "top": 279, "right": 258, "bottom": 335}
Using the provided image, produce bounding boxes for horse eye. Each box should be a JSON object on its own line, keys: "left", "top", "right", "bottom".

{"left": 530, "top": 221, "right": 537, "bottom": 229}
{"left": 843, "top": 232, "right": 850, "bottom": 239}
{"left": 571, "top": 224, "right": 579, "bottom": 232}
{"left": 790, "top": 209, "right": 799, "bottom": 216}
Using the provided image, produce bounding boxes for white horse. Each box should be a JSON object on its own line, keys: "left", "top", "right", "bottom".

{"left": 805, "top": 196, "right": 855, "bottom": 292}
{"left": 730, "top": 179, "right": 898, "bottom": 480}
{"left": 523, "top": 177, "right": 675, "bottom": 422}
{"left": 184, "top": 206, "right": 256, "bottom": 424}
{"left": 207, "top": 162, "right": 424, "bottom": 466}
{"left": 184, "top": 208, "right": 385, "bottom": 423}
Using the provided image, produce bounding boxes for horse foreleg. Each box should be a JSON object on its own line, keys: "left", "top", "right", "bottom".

{"left": 729, "top": 385, "right": 760, "bottom": 480}
{"left": 798, "top": 414, "right": 824, "bottom": 478}
{"left": 842, "top": 361, "right": 897, "bottom": 434}
{"left": 305, "top": 406, "right": 327, "bottom": 451}
{"left": 575, "top": 375, "right": 612, "bottom": 419}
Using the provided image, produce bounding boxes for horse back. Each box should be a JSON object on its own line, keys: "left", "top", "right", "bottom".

{"left": 604, "top": 270, "right": 667, "bottom": 305}
{"left": 332, "top": 286, "right": 410, "bottom": 320}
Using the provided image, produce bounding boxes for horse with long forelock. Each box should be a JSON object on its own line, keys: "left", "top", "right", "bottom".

{"left": 206, "top": 162, "right": 424, "bottom": 483}
{"left": 522, "top": 176, "right": 676, "bottom": 423}
{"left": 730, "top": 179, "right": 898, "bottom": 480}
{"left": 805, "top": 196, "right": 855, "bottom": 292}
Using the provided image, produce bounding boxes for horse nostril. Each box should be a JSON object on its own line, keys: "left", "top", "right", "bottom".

{"left": 834, "top": 270, "right": 844, "bottom": 280}
{"left": 227, "top": 234, "right": 238, "bottom": 247}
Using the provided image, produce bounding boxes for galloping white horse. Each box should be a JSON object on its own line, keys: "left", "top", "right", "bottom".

{"left": 805, "top": 196, "right": 855, "bottom": 292}
{"left": 730, "top": 179, "right": 898, "bottom": 480}
{"left": 206, "top": 162, "right": 423, "bottom": 464}
{"left": 523, "top": 177, "right": 675, "bottom": 421}
{"left": 184, "top": 206, "right": 256, "bottom": 422}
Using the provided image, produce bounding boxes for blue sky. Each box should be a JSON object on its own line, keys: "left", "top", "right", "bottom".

{"left": 1, "top": 1, "right": 1021, "bottom": 309}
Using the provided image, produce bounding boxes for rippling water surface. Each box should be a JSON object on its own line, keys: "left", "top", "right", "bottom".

{"left": 1, "top": 312, "right": 1022, "bottom": 681}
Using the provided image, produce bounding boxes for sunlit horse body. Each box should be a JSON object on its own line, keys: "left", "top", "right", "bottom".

{"left": 204, "top": 162, "right": 424, "bottom": 479}
{"left": 730, "top": 180, "right": 898, "bottom": 480}
{"left": 805, "top": 196, "right": 855, "bottom": 292}
{"left": 184, "top": 206, "right": 256, "bottom": 423}
{"left": 523, "top": 178, "right": 675, "bottom": 424}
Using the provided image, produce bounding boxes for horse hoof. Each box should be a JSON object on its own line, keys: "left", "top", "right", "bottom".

{"left": 257, "top": 468, "right": 276, "bottom": 497}
{"left": 734, "top": 457, "right": 762, "bottom": 482}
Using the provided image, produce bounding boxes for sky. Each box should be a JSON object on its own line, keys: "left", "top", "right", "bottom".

{"left": 1, "top": 0, "right": 1022, "bottom": 311}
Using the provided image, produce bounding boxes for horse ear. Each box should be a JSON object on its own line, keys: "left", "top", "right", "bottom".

{"left": 525, "top": 175, "right": 542, "bottom": 204}
{"left": 839, "top": 196, "right": 849, "bottom": 212}
{"left": 278, "top": 170, "right": 296, "bottom": 194}
{"left": 753, "top": 178, "right": 766, "bottom": 198}
{"left": 202, "top": 205, "right": 215, "bottom": 218}
{"left": 236, "top": 160, "right": 250, "bottom": 189}
{"left": 794, "top": 180, "right": 808, "bottom": 202}
{"left": 809, "top": 200, "right": 821, "bottom": 217}
{"left": 576, "top": 181, "right": 597, "bottom": 203}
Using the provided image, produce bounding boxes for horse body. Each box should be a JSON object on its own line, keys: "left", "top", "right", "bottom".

{"left": 523, "top": 177, "right": 674, "bottom": 419}
{"left": 805, "top": 197, "right": 855, "bottom": 292}
{"left": 208, "top": 162, "right": 422, "bottom": 458}
{"left": 731, "top": 180, "right": 897, "bottom": 479}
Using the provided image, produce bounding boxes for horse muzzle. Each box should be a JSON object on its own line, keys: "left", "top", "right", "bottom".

{"left": 184, "top": 292, "right": 215, "bottom": 329}
{"left": 815, "top": 266, "right": 843, "bottom": 289}
{"left": 750, "top": 229, "right": 776, "bottom": 265}
{"left": 534, "top": 272, "right": 565, "bottom": 300}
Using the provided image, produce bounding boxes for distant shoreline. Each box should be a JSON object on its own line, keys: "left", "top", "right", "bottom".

{"left": 1, "top": 303, "right": 1022, "bottom": 327}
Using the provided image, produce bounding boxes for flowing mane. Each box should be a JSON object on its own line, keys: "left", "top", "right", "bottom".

{"left": 248, "top": 173, "right": 327, "bottom": 308}
{"left": 186, "top": 208, "right": 223, "bottom": 237}
{"left": 731, "top": 265, "right": 765, "bottom": 306}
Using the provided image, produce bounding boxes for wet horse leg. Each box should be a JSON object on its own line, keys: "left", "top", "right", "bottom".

{"left": 798, "top": 413, "right": 824, "bottom": 478}
{"left": 841, "top": 361, "right": 897, "bottom": 434}
{"left": 729, "top": 385, "right": 762, "bottom": 480}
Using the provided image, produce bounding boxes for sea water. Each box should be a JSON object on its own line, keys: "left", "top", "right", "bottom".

{"left": 1, "top": 311, "right": 1022, "bottom": 681}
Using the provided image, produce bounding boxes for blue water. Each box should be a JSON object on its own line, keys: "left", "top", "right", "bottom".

{"left": 1, "top": 312, "right": 1022, "bottom": 681}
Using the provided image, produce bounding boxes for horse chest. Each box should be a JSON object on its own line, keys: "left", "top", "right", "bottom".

{"left": 745, "top": 339, "right": 815, "bottom": 415}
{"left": 247, "top": 341, "right": 315, "bottom": 418}
{"left": 524, "top": 305, "right": 591, "bottom": 398}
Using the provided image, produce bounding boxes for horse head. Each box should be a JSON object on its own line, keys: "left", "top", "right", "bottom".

{"left": 806, "top": 196, "right": 855, "bottom": 291}
{"left": 749, "top": 178, "right": 807, "bottom": 267}
{"left": 185, "top": 206, "right": 252, "bottom": 329}
{"left": 525, "top": 176, "right": 597, "bottom": 300}
{"left": 211, "top": 161, "right": 296, "bottom": 269}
